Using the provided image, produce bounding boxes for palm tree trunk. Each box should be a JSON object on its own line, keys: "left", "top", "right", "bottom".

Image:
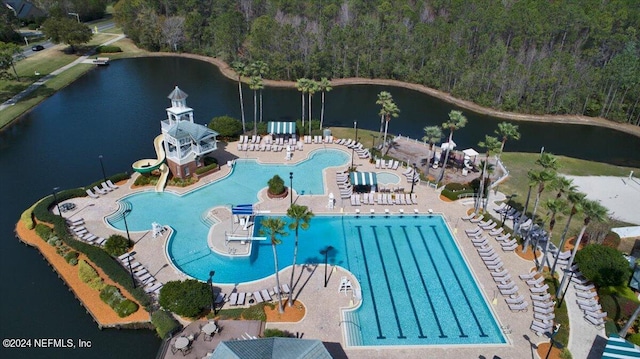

{"left": 259, "top": 90, "right": 263, "bottom": 122}
{"left": 301, "top": 94, "right": 305, "bottom": 127}
{"left": 253, "top": 91, "right": 258, "bottom": 136}
{"left": 308, "top": 93, "right": 313, "bottom": 136}
{"left": 272, "top": 243, "right": 284, "bottom": 313}
{"left": 238, "top": 79, "right": 246, "bottom": 133}
{"left": 523, "top": 190, "right": 542, "bottom": 253}
{"left": 557, "top": 223, "right": 588, "bottom": 297}
{"left": 383, "top": 118, "right": 389, "bottom": 150}
{"left": 476, "top": 157, "right": 488, "bottom": 213}
{"left": 288, "top": 229, "right": 299, "bottom": 307}
{"left": 550, "top": 210, "right": 575, "bottom": 274}
{"left": 378, "top": 114, "right": 385, "bottom": 143}
{"left": 437, "top": 132, "right": 454, "bottom": 184}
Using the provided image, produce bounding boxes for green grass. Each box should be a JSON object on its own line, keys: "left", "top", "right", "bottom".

{"left": 496, "top": 152, "right": 640, "bottom": 247}
{"left": 328, "top": 127, "right": 379, "bottom": 148}
{"left": 546, "top": 275, "right": 569, "bottom": 347}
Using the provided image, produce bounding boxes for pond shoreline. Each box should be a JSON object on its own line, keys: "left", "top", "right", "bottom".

{"left": 134, "top": 51, "right": 640, "bottom": 139}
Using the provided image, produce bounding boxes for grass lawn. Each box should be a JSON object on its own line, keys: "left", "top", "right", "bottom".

{"left": 495, "top": 152, "right": 640, "bottom": 246}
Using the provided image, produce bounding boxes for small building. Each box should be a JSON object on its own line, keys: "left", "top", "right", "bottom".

{"left": 161, "top": 86, "right": 218, "bottom": 179}
{"left": 211, "top": 337, "right": 332, "bottom": 359}
{"left": 4, "top": 1, "right": 45, "bottom": 20}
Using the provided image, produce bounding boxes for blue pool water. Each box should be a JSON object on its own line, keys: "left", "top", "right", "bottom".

{"left": 339, "top": 215, "right": 505, "bottom": 346}
{"left": 376, "top": 171, "right": 400, "bottom": 184}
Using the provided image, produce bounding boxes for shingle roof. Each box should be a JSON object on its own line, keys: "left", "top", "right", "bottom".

{"left": 167, "top": 121, "right": 218, "bottom": 141}
{"left": 211, "top": 338, "right": 332, "bottom": 359}
{"left": 167, "top": 86, "right": 188, "bottom": 101}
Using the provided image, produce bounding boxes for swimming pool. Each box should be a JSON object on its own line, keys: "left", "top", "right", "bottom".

{"left": 339, "top": 215, "right": 506, "bottom": 346}
{"left": 107, "top": 148, "right": 349, "bottom": 282}
{"left": 376, "top": 171, "right": 400, "bottom": 185}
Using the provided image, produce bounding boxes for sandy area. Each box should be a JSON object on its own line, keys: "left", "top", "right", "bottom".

{"left": 15, "top": 220, "right": 151, "bottom": 327}
{"left": 263, "top": 300, "right": 306, "bottom": 323}
{"left": 563, "top": 175, "right": 640, "bottom": 225}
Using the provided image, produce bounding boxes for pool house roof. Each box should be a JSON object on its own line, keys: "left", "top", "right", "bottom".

{"left": 267, "top": 121, "right": 296, "bottom": 135}
{"left": 350, "top": 171, "right": 377, "bottom": 186}
{"left": 211, "top": 338, "right": 331, "bottom": 359}
{"left": 167, "top": 121, "right": 218, "bottom": 141}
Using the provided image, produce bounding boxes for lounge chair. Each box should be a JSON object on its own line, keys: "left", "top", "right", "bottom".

{"left": 531, "top": 293, "right": 551, "bottom": 302}
{"left": 576, "top": 291, "right": 598, "bottom": 299}
{"left": 580, "top": 303, "right": 602, "bottom": 312}
{"left": 534, "top": 312, "right": 555, "bottom": 321}
{"left": 505, "top": 295, "right": 525, "bottom": 304}
{"left": 482, "top": 253, "right": 499, "bottom": 262}
{"left": 145, "top": 282, "right": 162, "bottom": 293}
{"left": 486, "top": 262, "right": 504, "bottom": 271}
{"left": 494, "top": 203, "right": 508, "bottom": 213}
{"left": 489, "top": 227, "right": 504, "bottom": 236}
{"left": 392, "top": 161, "right": 399, "bottom": 170}
{"left": 502, "top": 243, "right": 518, "bottom": 251}
{"left": 466, "top": 226, "right": 483, "bottom": 234}
{"left": 500, "top": 286, "right": 519, "bottom": 295}
{"left": 530, "top": 284, "right": 550, "bottom": 293}
{"left": 530, "top": 320, "right": 553, "bottom": 334}
{"left": 574, "top": 283, "right": 595, "bottom": 291}
{"left": 480, "top": 222, "right": 497, "bottom": 230}
{"left": 282, "top": 283, "right": 291, "bottom": 295}
{"left": 137, "top": 273, "right": 151, "bottom": 281}
{"left": 472, "top": 235, "right": 489, "bottom": 243}
{"left": 478, "top": 246, "right": 494, "bottom": 254}
{"left": 508, "top": 301, "right": 529, "bottom": 312}
{"left": 101, "top": 182, "right": 113, "bottom": 192}
{"left": 584, "top": 314, "right": 605, "bottom": 327}
{"left": 585, "top": 311, "right": 607, "bottom": 320}
{"left": 228, "top": 292, "right": 238, "bottom": 306}
{"left": 534, "top": 306, "right": 554, "bottom": 314}
{"left": 261, "top": 289, "right": 272, "bottom": 302}
{"left": 526, "top": 276, "right": 545, "bottom": 287}
{"left": 533, "top": 300, "right": 555, "bottom": 309}
{"left": 237, "top": 292, "right": 246, "bottom": 305}
{"left": 491, "top": 269, "right": 509, "bottom": 278}
{"left": 577, "top": 298, "right": 598, "bottom": 308}
{"left": 519, "top": 272, "right": 536, "bottom": 280}
{"left": 86, "top": 189, "right": 99, "bottom": 198}
{"left": 253, "top": 291, "right": 264, "bottom": 304}
{"left": 494, "top": 274, "right": 512, "bottom": 283}
{"left": 470, "top": 216, "right": 484, "bottom": 223}
{"left": 479, "top": 249, "right": 497, "bottom": 258}
{"left": 118, "top": 252, "right": 132, "bottom": 261}
{"left": 95, "top": 237, "right": 106, "bottom": 246}
{"left": 496, "top": 233, "right": 512, "bottom": 242}
{"left": 93, "top": 186, "right": 106, "bottom": 195}
{"left": 497, "top": 281, "right": 516, "bottom": 290}
{"left": 107, "top": 180, "right": 119, "bottom": 189}
{"left": 484, "top": 258, "right": 502, "bottom": 266}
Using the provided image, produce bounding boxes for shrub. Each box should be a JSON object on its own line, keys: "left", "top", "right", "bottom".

{"left": 195, "top": 163, "right": 219, "bottom": 175}
{"left": 560, "top": 348, "right": 573, "bottom": 359}
{"left": 64, "top": 251, "right": 79, "bottom": 265}
{"left": 104, "top": 235, "right": 130, "bottom": 257}
{"left": 96, "top": 45, "right": 122, "bottom": 53}
{"left": 440, "top": 188, "right": 474, "bottom": 201}
{"left": 21, "top": 202, "right": 38, "bottom": 229}
{"left": 575, "top": 244, "right": 631, "bottom": 287}
{"left": 263, "top": 328, "right": 295, "bottom": 337}
{"left": 35, "top": 223, "right": 54, "bottom": 241}
{"left": 78, "top": 259, "right": 105, "bottom": 291}
{"left": 151, "top": 310, "right": 181, "bottom": 339}
{"left": 267, "top": 175, "right": 285, "bottom": 195}
{"left": 134, "top": 174, "right": 157, "bottom": 186}
{"left": 208, "top": 115, "right": 242, "bottom": 139}
{"left": 444, "top": 182, "right": 469, "bottom": 191}
{"left": 158, "top": 280, "right": 211, "bottom": 318}
{"left": 242, "top": 303, "right": 266, "bottom": 321}
{"left": 47, "top": 237, "right": 60, "bottom": 246}
{"left": 168, "top": 177, "right": 196, "bottom": 187}
{"left": 100, "top": 285, "right": 139, "bottom": 317}
{"left": 628, "top": 334, "right": 640, "bottom": 346}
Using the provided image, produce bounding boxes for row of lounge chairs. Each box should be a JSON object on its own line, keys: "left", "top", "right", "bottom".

{"left": 569, "top": 266, "right": 606, "bottom": 328}
{"left": 337, "top": 171, "right": 353, "bottom": 198}
{"left": 463, "top": 214, "right": 517, "bottom": 251}
{"left": 85, "top": 180, "right": 119, "bottom": 199}
{"left": 226, "top": 284, "right": 291, "bottom": 306}
{"left": 402, "top": 167, "right": 420, "bottom": 184}
{"left": 304, "top": 135, "right": 333, "bottom": 144}
{"left": 118, "top": 252, "right": 163, "bottom": 294}
{"left": 376, "top": 159, "right": 400, "bottom": 170}
{"left": 238, "top": 135, "right": 262, "bottom": 144}
{"left": 519, "top": 272, "right": 556, "bottom": 334}
{"left": 67, "top": 218, "right": 107, "bottom": 246}
{"left": 349, "top": 192, "right": 418, "bottom": 206}
{"left": 334, "top": 138, "right": 370, "bottom": 158}
{"left": 237, "top": 142, "right": 304, "bottom": 152}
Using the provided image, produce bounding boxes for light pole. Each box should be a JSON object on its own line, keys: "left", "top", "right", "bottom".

{"left": 98, "top": 155, "right": 107, "bottom": 183}
{"left": 544, "top": 324, "right": 561, "bottom": 359}
{"left": 351, "top": 121, "right": 357, "bottom": 170}
{"left": 122, "top": 209, "right": 135, "bottom": 287}
{"left": 289, "top": 172, "right": 293, "bottom": 205}
{"left": 410, "top": 163, "right": 417, "bottom": 194}
{"left": 68, "top": 12, "right": 80, "bottom": 22}
{"left": 127, "top": 250, "right": 137, "bottom": 288}
{"left": 557, "top": 269, "right": 575, "bottom": 307}
{"left": 52, "top": 187, "right": 62, "bottom": 216}
{"left": 207, "top": 270, "right": 216, "bottom": 314}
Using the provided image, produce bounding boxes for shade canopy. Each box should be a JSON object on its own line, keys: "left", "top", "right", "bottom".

{"left": 463, "top": 148, "right": 479, "bottom": 157}
{"left": 232, "top": 204, "right": 253, "bottom": 215}
{"left": 350, "top": 172, "right": 377, "bottom": 186}
{"left": 268, "top": 121, "right": 296, "bottom": 135}
{"left": 441, "top": 140, "right": 457, "bottom": 151}
{"left": 602, "top": 334, "right": 640, "bottom": 359}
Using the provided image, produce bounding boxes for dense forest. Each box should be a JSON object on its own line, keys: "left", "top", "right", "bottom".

{"left": 113, "top": 0, "right": 640, "bottom": 125}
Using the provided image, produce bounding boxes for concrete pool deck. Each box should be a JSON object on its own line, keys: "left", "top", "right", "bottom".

{"left": 56, "top": 139, "right": 604, "bottom": 358}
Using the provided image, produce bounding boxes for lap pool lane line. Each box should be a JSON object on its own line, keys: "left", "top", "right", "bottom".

{"left": 371, "top": 225, "right": 406, "bottom": 339}
{"left": 355, "top": 225, "right": 386, "bottom": 339}
{"left": 401, "top": 225, "right": 447, "bottom": 338}
{"left": 385, "top": 225, "right": 427, "bottom": 339}
{"left": 415, "top": 225, "right": 467, "bottom": 338}
{"left": 428, "top": 225, "right": 489, "bottom": 338}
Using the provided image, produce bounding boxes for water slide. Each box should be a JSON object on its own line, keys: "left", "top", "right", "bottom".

{"left": 132, "top": 134, "right": 169, "bottom": 192}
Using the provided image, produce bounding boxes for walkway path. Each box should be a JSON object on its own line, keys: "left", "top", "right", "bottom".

{"left": 0, "top": 34, "right": 125, "bottom": 112}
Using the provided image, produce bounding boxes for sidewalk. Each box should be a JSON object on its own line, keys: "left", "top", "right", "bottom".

{"left": 0, "top": 34, "right": 126, "bottom": 112}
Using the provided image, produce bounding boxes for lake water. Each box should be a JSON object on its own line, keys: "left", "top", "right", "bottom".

{"left": 1, "top": 56, "right": 639, "bottom": 358}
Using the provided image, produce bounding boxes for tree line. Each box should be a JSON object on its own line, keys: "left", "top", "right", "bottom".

{"left": 108, "top": 0, "right": 638, "bottom": 127}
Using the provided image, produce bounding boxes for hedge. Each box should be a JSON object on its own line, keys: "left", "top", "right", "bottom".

{"left": 100, "top": 285, "right": 139, "bottom": 318}
{"left": 78, "top": 259, "right": 106, "bottom": 291}
{"left": 151, "top": 310, "right": 181, "bottom": 339}
{"left": 158, "top": 280, "right": 211, "bottom": 318}
{"left": 441, "top": 188, "right": 475, "bottom": 201}
{"left": 575, "top": 244, "right": 631, "bottom": 287}
{"left": 32, "top": 185, "right": 151, "bottom": 309}
{"left": 96, "top": 45, "right": 122, "bottom": 53}
{"left": 104, "top": 235, "right": 130, "bottom": 257}
{"left": 35, "top": 223, "right": 54, "bottom": 241}
{"left": 195, "top": 163, "right": 219, "bottom": 175}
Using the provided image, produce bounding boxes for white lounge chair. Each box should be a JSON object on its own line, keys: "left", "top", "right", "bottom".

{"left": 101, "top": 182, "right": 113, "bottom": 192}
{"left": 505, "top": 295, "right": 525, "bottom": 304}
{"left": 93, "top": 186, "right": 106, "bottom": 195}
{"left": 509, "top": 301, "right": 529, "bottom": 312}
{"left": 500, "top": 286, "right": 519, "bottom": 295}
{"left": 86, "top": 189, "right": 99, "bottom": 198}
{"left": 576, "top": 290, "right": 598, "bottom": 299}
{"left": 253, "top": 291, "right": 264, "bottom": 304}
{"left": 107, "top": 180, "right": 119, "bottom": 189}
{"left": 228, "top": 292, "right": 238, "bottom": 306}
{"left": 575, "top": 283, "right": 595, "bottom": 291}
{"left": 261, "top": 289, "right": 272, "bottom": 302}
{"left": 530, "top": 284, "right": 550, "bottom": 293}
{"left": 519, "top": 272, "right": 536, "bottom": 280}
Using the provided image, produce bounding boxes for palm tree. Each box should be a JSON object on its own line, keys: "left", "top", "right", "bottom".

{"left": 422, "top": 125, "right": 443, "bottom": 180}
{"left": 286, "top": 204, "right": 314, "bottom": 307}
{"left": 495, "top": 122, "right": 521, "bottom": 155}
{"left": 249, "top": 76, "right": 263, "bottom": 136}
{"left": 536, "top": 152, "right": 560, "bottom": 171}
{"left": 231, "top": 61, "right": 247, "bottom": 133}
{"left": 539, "top": 198, "right": 569, "bottom": 271}
{"left": 307, "top": 80, "right": 319, "bottom": 136}
{"left": 259, "top": 217, "right": 288, "bottom": 313}
{"left": 437, "top": 110, "right": 468, "bottom": 184}
{"left": 515, "top": 170, "right": 538, "bottom": 236}
{"left": 476, "top": 135, "right": 502, "bottom": 212}
{"left": 375, "top": 91, "right": 393, "bottom": 144}
{"left": 250, "top": 61, "right": 268, "bottom": 122}
{"left": 381, "top": 101, "right": 400, "bottom": 154}
{"left": 557, "top": 199, "right": 608, "bottom": 297}
{"left": 550, "top": 190, "right": 586, "bottom": 274}
{"left": 318, "top": 78, "right": 332, "bottom": 129}
{"left": 522, "top": 169, "right": 556, "bottom": 253}
{"left": 296, "top": 78, "right": 309, "bottom": 127}
{"left": 550, "top": 176, "right": 576, "bottom": 199}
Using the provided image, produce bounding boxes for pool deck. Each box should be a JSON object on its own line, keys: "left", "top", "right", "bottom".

{"left": 57, "top": 139, "right": 603, "bottom": 358}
